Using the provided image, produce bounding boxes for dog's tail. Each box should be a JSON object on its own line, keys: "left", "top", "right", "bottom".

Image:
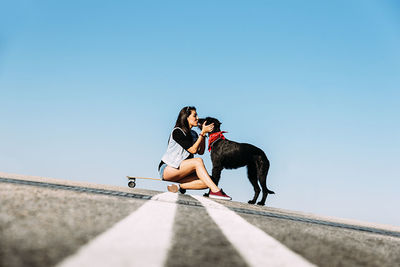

{"left": 259, "top": 153, "right": 275, "bottom": 195}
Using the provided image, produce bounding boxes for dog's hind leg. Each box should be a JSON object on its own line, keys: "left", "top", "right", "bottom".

{"left": 247, "top": 163, "right": 260, "bottom": 204}
{"left": 256, "top": 157, "right": 274, "bottom": 206}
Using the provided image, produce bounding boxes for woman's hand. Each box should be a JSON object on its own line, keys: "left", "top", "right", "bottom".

{"left": 201, "top": 121, "right": 214, "bottom": 135}
{"left": 188, "top": 121, "right": 213, "bottom": 154}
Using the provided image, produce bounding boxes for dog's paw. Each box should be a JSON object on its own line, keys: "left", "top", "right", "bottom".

{"left": 256, "top": 201, "right": 265, "bottom": 206}
{"left": 248, "top": 200, "right": 256, "bottom": 204}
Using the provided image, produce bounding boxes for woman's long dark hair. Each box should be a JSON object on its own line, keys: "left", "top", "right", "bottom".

{"left": 175, "top": 106, "right": 196, "bottom": 135}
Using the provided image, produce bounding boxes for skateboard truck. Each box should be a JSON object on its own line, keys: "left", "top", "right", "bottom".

{"left": 127, "top": 177, "right": 136, "bottom": 188}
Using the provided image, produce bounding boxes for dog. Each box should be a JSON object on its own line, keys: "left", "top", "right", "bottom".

{"left": 198, "top": 117, "right": 274, "bottom": 205}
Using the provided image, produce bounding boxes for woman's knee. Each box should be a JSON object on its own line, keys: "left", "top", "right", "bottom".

{"left": 194, "top": 157, "right": 204, "bottom": 166}
{"left": 181, "top": 158, "right": 204, "bottom": 173}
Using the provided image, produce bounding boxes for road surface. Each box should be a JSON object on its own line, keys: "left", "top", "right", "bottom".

{"left": 1, "top": 172, "right": 399, "bottom": 267}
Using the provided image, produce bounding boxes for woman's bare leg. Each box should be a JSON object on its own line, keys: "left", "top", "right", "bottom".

{"left": 176, "top": 173, "right": 208, "bottom": 190}
{"left": 163, "top": 158, "right": 219, "bottom": 192}
{"left": 180, "top": 180, "right": 207, "bottom": 190}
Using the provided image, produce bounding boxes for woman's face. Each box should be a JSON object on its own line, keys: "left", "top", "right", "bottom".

{"left": 187, "top": 110, "right": 199, "bottom": 128}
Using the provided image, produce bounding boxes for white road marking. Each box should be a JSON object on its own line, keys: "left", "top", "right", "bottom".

{"left": 57, "top": 192, "right": 178, "bottom": 267}
{"left": 192, "top": 196, "right": 317, "bottom": 267}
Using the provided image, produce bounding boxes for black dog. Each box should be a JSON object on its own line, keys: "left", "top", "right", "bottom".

{"left": 198, "top": 117, "right": 274, "bottom": 205}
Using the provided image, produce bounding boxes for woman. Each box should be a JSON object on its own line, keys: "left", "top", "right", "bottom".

{"left": 158, "top": 106, "right": 231, "bottom": 200}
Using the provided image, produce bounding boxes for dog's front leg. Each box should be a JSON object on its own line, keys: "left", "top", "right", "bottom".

{"left": 211, "top": 166, "right": 223, "bottom": 186}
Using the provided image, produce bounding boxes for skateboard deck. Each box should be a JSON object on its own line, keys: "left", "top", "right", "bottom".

{"left": 126, "top": 176, "right": 162, "bottom": 188}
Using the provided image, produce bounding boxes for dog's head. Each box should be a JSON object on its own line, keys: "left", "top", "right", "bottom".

{"left": 198, "top": 117, "right": 222, "bottom": 133}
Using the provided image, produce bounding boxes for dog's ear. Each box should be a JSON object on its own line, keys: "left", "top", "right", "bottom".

{"left": 208, "top": 117, "right": 221, "bottom": 125}
{"left": 204, "top": 117, "right": 221, "bottom": 132}
{"left": 199, "top": 117, "right": 223, "bottom": 132}
{"left": 214, "top": 120, "right": 222, "bottom": 132}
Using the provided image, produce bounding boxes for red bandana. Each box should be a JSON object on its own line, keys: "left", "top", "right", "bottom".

{"left": 208, "top": 131, "right": 227, "bottom": 152}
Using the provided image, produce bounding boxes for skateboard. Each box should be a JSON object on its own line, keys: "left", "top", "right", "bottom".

{"left": 126, "top": 176, "right": 162, "bottom": 188}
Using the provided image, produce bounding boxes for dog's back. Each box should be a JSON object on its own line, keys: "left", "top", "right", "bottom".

{"left": 211, "top": 139, "right": 267, "bottom": 169}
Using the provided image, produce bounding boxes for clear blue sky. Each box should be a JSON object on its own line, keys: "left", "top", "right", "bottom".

{"left": 1, "top": 1, "right": 399, "bottom": 226}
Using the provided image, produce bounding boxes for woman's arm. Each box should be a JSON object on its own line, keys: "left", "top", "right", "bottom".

{"left": 197, "top": 134, "right": 206, "bottom": 155}
{"left": 187, "top": 122, "right": 213, "bottom": 154}
{"left": 187, "top": 134, "right": 206, "bottom": 154}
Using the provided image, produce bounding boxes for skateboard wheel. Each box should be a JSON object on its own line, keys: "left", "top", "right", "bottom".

{"left": 128, "top": 181, "right": 136, "bottom": 188}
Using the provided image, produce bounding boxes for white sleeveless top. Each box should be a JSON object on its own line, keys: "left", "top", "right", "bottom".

{"left": 161, "top": 127, "right": 198, "bottom": 169}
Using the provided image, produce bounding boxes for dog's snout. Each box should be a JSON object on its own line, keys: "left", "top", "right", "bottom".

{"left": 197, "top": 118, "right": 206, "bottom": 129}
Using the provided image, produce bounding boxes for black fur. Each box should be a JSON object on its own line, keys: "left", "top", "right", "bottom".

{"left": 198, "top": 117, "right": 275, "bottom": 205}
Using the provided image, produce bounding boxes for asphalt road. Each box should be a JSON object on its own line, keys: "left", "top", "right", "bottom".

{"left": 1, "top": 172, "right": 399, "bottom": 267}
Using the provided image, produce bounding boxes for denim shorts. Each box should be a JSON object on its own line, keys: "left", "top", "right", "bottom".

{"left": 159, "top": 163, "right": 168, "bottom": 180}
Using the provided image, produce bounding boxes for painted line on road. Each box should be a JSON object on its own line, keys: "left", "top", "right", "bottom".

{"left": 56, "top": 192, "right": 178, "bottom": 267}
{"left": 192, "top": 195, "right": 317, "bottom": 267}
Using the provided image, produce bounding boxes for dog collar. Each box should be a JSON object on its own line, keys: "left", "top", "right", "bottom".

{"left": 208, "top": 131, "right": 227, "bottom": 152}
